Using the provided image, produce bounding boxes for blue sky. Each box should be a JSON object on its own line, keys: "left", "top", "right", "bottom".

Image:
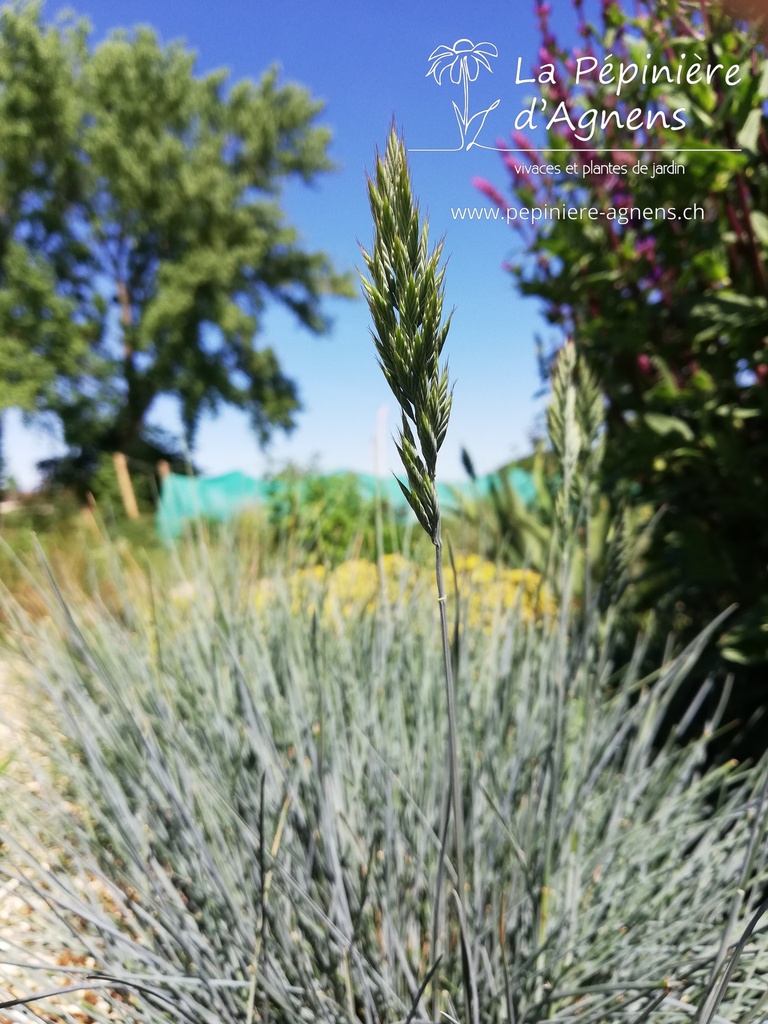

{"left": 7, "top": 0, "right": 585, "bottom": 489}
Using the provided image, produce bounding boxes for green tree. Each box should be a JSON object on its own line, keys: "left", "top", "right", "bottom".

{"left": 479, "top": 0, "right": 768, "bottom": 684}
{"left": 0, "top": 3, "right": 352, "bottom": 493}
{"left": 0, "top": 5, "right": 91, "bottom": 493}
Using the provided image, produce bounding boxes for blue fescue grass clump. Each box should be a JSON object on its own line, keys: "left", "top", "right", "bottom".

{"left": 1, "top": 130, "right": 768, "bottom": 1022}
{"left": 1, "top": 395, "right": 768, "bottom": 1022}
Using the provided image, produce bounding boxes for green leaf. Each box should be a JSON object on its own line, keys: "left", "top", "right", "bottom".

{"left": 641, "top": 413, "right": 694, "bottom": 441}
{"left": 750, "top": 210, "right": 768, "bottom": 248}
{"left": 736, "top": 107, "right": 762, "bottom": 152}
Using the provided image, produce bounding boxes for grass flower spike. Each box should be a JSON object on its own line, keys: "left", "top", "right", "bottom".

{"left": 361, "top": 128, "right": 453, "bottom": 542}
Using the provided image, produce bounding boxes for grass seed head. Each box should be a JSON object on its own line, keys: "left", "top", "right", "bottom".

{"left": 361, "top": 127, "right": 454, "bottom": 543}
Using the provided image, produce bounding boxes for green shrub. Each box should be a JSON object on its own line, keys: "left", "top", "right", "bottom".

{"left": 480, "top": 0, "right": 768, "bottom": 696}
{"left": 262, "top": 468, "right": 414, "bottom": 567}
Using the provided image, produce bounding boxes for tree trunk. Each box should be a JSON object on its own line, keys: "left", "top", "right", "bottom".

{"left": 115, "top": 278, "right": 147, "bottom": 452}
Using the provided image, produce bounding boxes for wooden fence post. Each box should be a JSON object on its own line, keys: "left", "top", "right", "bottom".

{"left": 113, "top": 451, "right": 140, "bottom": 520}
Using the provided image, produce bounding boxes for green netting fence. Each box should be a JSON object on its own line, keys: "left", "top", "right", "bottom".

{"left": 156, "top": 468, "right": 536, "bottom": 541}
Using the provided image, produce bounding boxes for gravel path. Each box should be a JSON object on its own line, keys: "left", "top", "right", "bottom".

{"left": 0, "top": 659, "right": 105, "bottom": 1022}
{"left": 0, "top": 657, "right": 25, "bottom": 761}
{"left": 0, "top": 657, "right": 42, "bottom": 1017}
{"left": 0, "top": 658, "right": 49, "bottom": 1019}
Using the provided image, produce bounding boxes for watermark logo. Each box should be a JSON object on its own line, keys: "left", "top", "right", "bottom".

{"left": 426, "top": 39, "right": 500, "bottom": 150}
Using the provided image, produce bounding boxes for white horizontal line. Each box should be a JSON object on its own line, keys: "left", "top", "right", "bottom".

{"left": 409, "top": 147, "right": 743, "bottom": 153}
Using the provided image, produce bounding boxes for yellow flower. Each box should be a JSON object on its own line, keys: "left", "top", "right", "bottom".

{"left": 252, "top": 555, "right": 555, "bottom": 633}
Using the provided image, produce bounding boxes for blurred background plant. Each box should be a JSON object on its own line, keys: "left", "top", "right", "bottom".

{"left": 453, "top": 442, "right": 641, "bottom": 590}
{"left": 0, "top": 498, "right": 163, "bottom": 625}
{"left": 261, "top": 467, "right": 415, "bottom": 567}
{"left": 476, "top": 0, "right": 768, "bottom": 756}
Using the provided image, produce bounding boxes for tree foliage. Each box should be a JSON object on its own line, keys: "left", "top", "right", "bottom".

{"left": 479, "top": 0, "right": 768, "bottom": 673}
{"left": 0, "top": 4, "right": 88, "bottom": 415}
{"left": 0, "top": 3, "right": 352, "bottom": 489}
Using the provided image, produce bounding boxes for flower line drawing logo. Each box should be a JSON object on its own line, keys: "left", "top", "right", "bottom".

{"left": 426, "top": 39, "right": 500, "bottom": 150}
